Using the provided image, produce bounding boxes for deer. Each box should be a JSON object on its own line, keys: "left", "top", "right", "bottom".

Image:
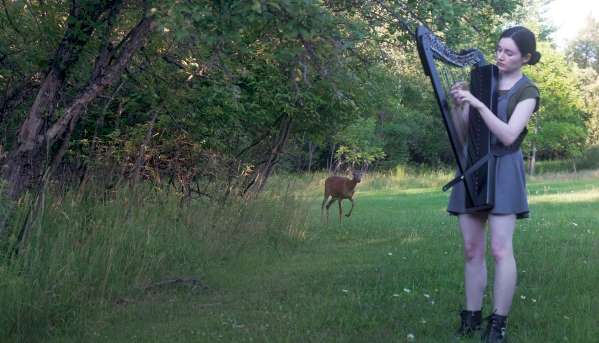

{"left": 321, "top": 170, "right": 363, "bottom": 224}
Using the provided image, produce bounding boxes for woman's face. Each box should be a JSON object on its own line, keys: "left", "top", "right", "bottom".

{"left": 495, "top": 37, "right": 530, "bottom": 73}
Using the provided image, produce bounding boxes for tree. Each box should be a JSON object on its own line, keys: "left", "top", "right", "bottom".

{"left": 333, "top": 117, "right": 385, "bottom": 170}
{"left": 0, "top": 0, "right": 157, "bottom": 235}
{"left": 524, "top": 42, "right": 588, "bottom": 170}
{"left": 567, "top": 17, "right": 599, "bottom": 146}
{"left": 567, "top": 16, "right": 599, "bottom": 72}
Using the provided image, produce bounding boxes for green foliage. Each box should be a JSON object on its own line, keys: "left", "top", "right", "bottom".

{"left": 334, "top": 117, "right": 385, "bottom": 168}
{"left": 533, "top": 159, "right": 576, "bottom": 174}
{"left": 527, "top": 145, "right": 599, "bottom": 174}
{"left": 0, "top": 1, "right": 69, "bottom": 147}
{"left": 524, "top": 42, "right": 589, "bottom": 159}
{"left": 575, "top": 67, "right": 599, "bottom": 145}
{"left": 4, "top": 0, "right": 592, "bottom": 189}
{"left": 564, "top": 16, "right": 599, "bottom": 146}
{"left": 576, "top": 144, "right": 599, "bottom": 170}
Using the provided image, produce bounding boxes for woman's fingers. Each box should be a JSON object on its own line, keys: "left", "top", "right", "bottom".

{"left": 450, "top": 89, "right": 464, "bottom": 105}
{"left": 451, "top": 81, "right": 468, "bottom": 91}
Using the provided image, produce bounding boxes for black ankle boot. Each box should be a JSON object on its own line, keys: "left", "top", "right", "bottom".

{"left": 481, "top": 313, "right": 508, "bottom": 343}
{"left": 456, "top": 310, "right": 482, "bottom": 337}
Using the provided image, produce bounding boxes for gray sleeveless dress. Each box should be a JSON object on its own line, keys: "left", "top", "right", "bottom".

{"left": 447, "top": 78, "right": 533, "bottom": 219}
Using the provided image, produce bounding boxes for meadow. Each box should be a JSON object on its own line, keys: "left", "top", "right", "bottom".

{"left": 1, "top": 169, "right": 598, "bottom": 342}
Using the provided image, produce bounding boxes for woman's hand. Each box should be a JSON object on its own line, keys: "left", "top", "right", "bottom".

{"left": 450, "top": 86, "right": 484, "bottom": 110}
{"left": 450, "top": 82, "right": 465, "bottom": 106}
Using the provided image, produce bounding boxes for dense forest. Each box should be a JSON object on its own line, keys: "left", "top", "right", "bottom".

{"left": 1, "top": 0, "right": 598, "bottom": 231}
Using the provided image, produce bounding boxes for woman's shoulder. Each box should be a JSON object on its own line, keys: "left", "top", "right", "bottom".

{"left": 516, "top": 75, "right": 540, "bottom": 111}
{"left": 521, "top": 75, "right": 539, "bottom": 93}
{"left": 513, "top": 75, "right": 539, "bottom": 100}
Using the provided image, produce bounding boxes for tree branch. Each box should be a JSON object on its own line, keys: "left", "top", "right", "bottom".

{"left": 46, "top": 15, "right": 156, "bottom": 144}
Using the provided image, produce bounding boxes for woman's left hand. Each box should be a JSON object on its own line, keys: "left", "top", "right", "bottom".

{"left": 450, "top": 89, "right": 484, "bottom": 110}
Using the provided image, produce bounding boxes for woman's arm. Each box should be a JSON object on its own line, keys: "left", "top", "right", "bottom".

{"left": 451, "top": 89, "right": 536, "bottom": 146}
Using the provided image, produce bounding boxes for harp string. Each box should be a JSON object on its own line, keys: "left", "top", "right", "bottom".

{"left": 436, "top": 63, "right": 470, "bottom": 162}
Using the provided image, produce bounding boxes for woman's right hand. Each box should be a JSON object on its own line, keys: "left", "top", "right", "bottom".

{"left": 450, "top": 81, "right": 469, "bottom": 106}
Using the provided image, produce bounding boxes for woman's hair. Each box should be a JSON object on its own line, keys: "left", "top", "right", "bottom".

{"left": 499, "top": 26, "right": 541, "bottom": 65}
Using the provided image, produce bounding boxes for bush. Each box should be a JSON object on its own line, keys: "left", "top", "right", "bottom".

{"left": 532, "top": 145, "right": 599, "bottom": 174}
{"left": 533, "top": 159, "right": 575, "bottom": 174}
{"left": 576, "top": 145, "right": 599, "bottom": 170}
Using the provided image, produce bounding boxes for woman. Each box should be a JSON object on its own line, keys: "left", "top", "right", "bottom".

{"left": 448, "top": 26, "right": 541, "bottom": 343}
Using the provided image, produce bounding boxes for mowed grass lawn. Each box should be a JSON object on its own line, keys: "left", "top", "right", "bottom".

{"left": 52, "top": 171, "right": 599, "bottom": 343}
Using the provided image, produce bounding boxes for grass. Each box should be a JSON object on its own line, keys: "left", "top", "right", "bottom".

{"left": 1, "top": 169, "right": 598, "bottom": 342}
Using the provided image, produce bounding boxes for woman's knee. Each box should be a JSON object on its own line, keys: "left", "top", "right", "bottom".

{"left": 463, "top": 240, "right": 485, "bottom": 261}
{"left": 491, "top": 241, "right": 513, "bottom": 262}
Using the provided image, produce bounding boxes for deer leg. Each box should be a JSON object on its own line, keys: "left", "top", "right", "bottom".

{"left": 338, "top": 199, "right": 343, "bottom": 223}
{"left": 321, "top": 196, "right": 329, "bottom": 222}
{"left": 326, "top": 197, "right": 336, "bottom": 209}
{"left": 325, "top": 198, "right": 336, "bottom": 224}
{"left": 345, "top": 197, "right": 354, "bottom": 217}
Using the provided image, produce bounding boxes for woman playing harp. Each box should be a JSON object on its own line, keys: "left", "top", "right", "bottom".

{"left": 448, "top": 26, "right": 540, "bottom": 343}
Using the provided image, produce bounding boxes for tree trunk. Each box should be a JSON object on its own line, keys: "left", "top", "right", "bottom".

{"left": 328, "top": 142, "right": 336, "bottom": 173}
{"left": 244, "top": 114, "right": 292, "bottom": 196}
{"left": 307, "top": 140, "right": 315, "bottom": 172}
{"left": 1, "top": 1, "right": 120, "bottom": 199}
{"left": 528, "top": 141, "right": 537, "bottom": 176}
{"left": 528, "top": 116, "right": 541, "bottom": 176}
{"left": 133, "top": 110, "right": 159, "bottom": 184}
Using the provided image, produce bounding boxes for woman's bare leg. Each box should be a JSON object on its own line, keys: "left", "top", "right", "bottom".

{"left": 459, "top": 213, "right": 488, "bottom": 311}
{"left": 488, "top": 214, "right": 517, "bottom": 315}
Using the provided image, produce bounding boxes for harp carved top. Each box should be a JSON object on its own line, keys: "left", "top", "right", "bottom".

{"left": 417, "top": 26, "right": 487, "bottom": 67}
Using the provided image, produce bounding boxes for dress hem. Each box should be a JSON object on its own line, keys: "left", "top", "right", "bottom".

{"left": 447, "top": 210, "right": 529, "bottom": 220}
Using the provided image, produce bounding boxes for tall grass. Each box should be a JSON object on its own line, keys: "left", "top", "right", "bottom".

{"left": 2, "top": 168, "right": 598, "bottom": 342}
{"left": 0, "top": 183, "right": 310, "bottom": 341}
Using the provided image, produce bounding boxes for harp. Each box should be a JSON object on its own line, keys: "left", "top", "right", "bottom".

{"left": 416, "top": 25, "right": 498, "bottom": 211}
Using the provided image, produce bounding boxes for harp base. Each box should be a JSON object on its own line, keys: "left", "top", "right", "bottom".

{"left": 443, "top": 153, "right": 495, "bottom": 211}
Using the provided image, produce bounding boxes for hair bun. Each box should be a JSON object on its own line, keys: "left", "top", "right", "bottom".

{"left": 529, "top": 51, "right": 541, "bottom": 65}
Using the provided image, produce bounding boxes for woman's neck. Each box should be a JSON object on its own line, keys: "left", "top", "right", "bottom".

{"left": 498, "top": 69, "right": 523, "bottom": 90}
